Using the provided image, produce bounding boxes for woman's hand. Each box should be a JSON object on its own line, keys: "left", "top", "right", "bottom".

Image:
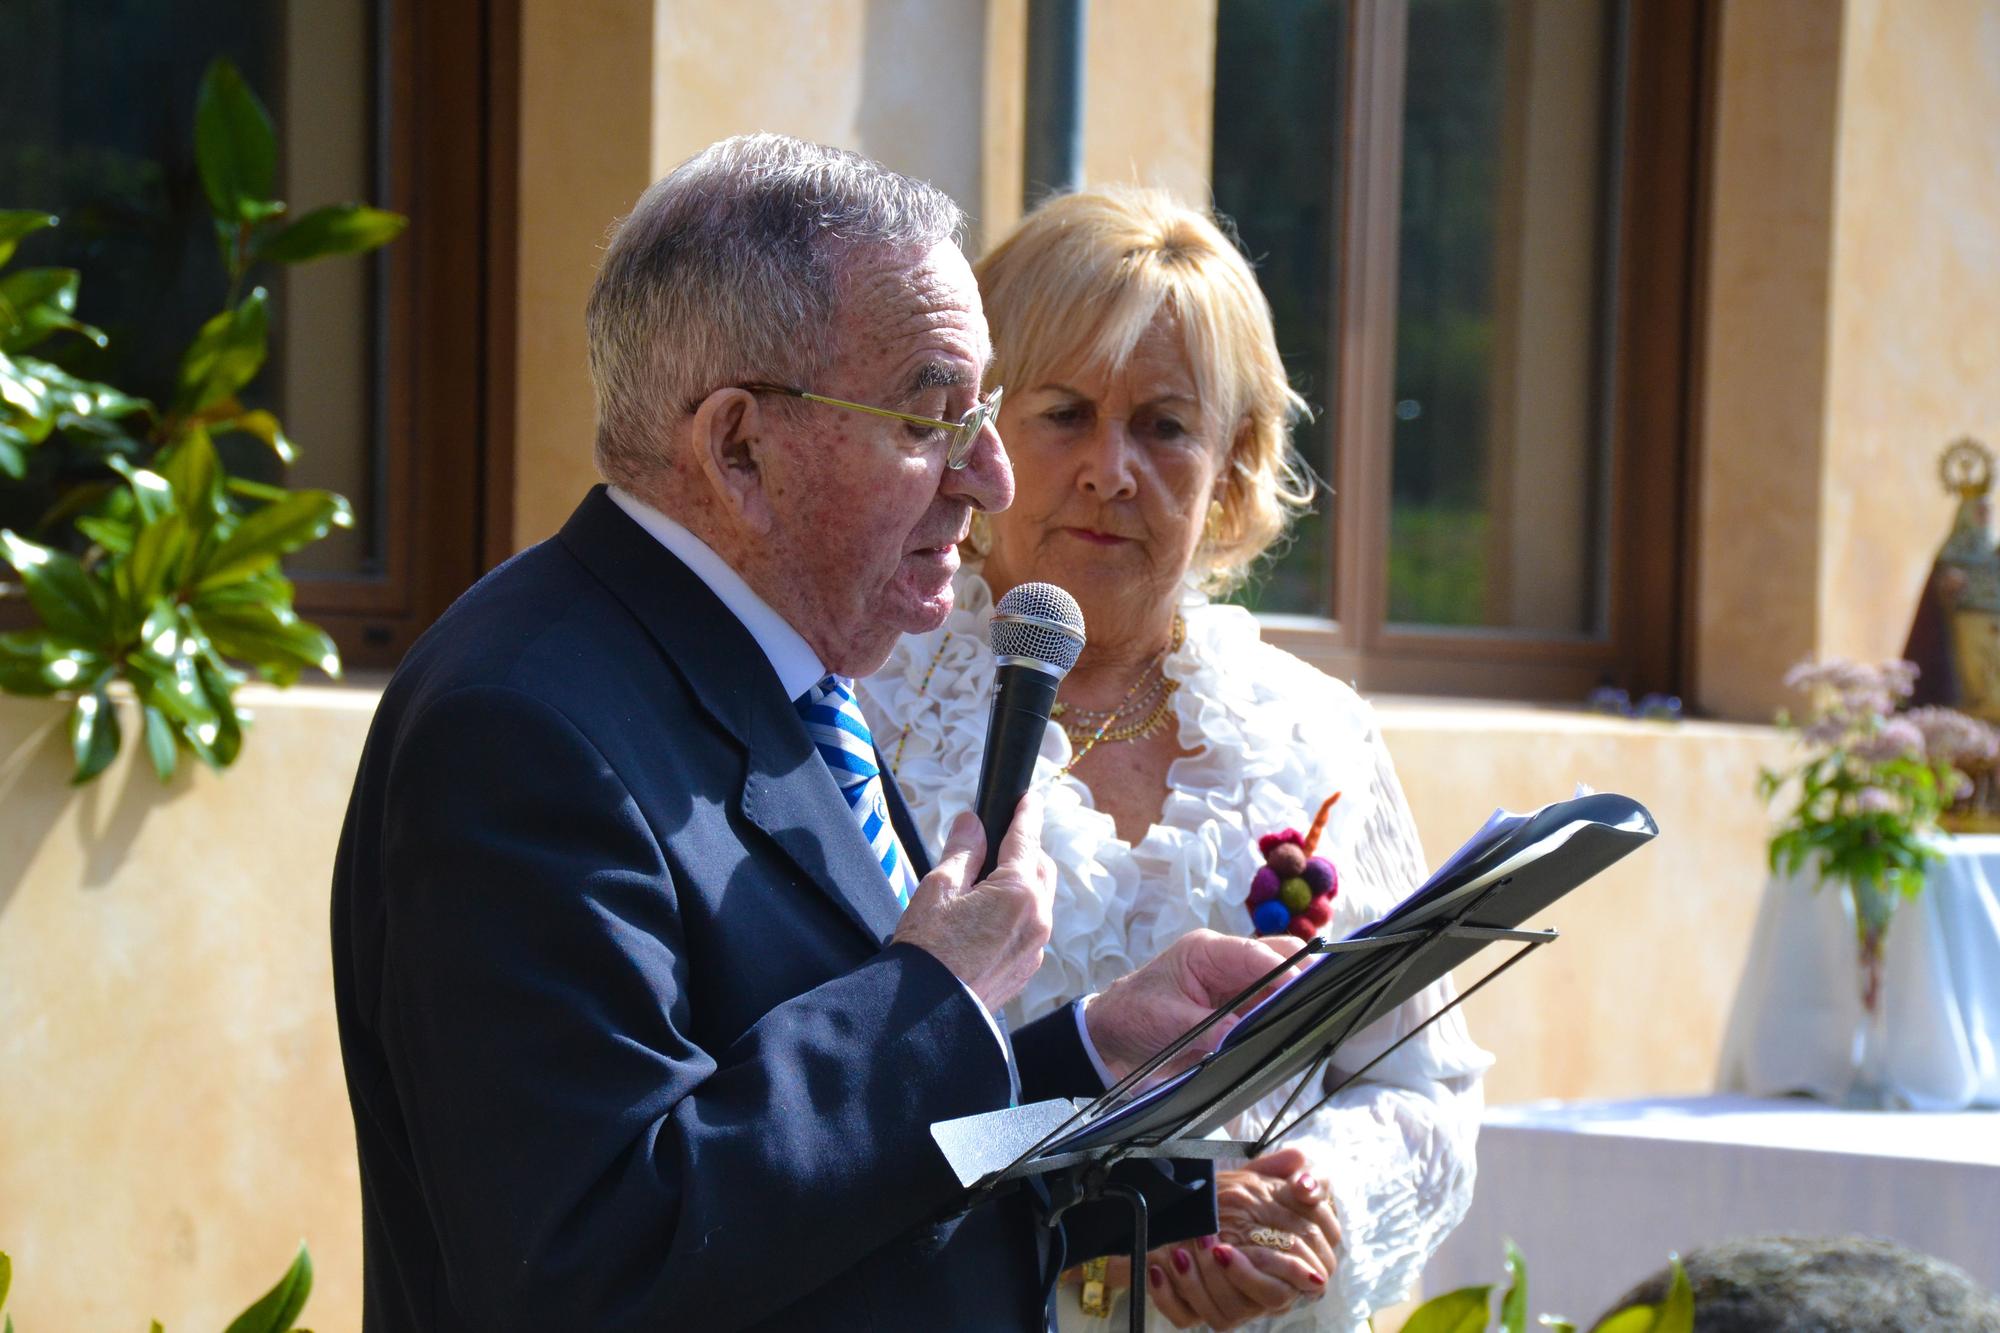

{"left": 1059, "top": 1148, "right": 1338, "bottom": 1328}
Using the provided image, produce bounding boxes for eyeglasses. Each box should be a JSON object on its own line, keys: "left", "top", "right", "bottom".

{"left": 735, "top": 382, "right": 1003, "bottom": 470}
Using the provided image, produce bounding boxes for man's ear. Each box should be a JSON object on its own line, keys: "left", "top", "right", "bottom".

{"left": 688, "top": 388, "right": 777, "bottom": 534}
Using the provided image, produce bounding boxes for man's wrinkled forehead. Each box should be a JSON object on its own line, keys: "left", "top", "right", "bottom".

{"left": 837, "top": 241, "right": 992, "bottom": 384}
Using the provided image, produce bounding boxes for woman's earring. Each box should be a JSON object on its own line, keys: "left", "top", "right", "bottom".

{"left": 1202, "top": 500, "right": 1225, "bottom": 549}
{"left": 966, "top": 509, "right": 994, "bottom": 557}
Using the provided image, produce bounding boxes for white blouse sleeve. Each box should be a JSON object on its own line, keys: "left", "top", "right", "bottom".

{"left": 1236, "top": 724, "right": 1492, "bottom": 1333}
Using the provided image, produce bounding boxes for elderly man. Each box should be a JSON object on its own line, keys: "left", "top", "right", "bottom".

{"left": 331, "top": 135, "right": 1285, "bottom": 1332}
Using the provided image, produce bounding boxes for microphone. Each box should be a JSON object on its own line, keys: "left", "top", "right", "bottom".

{"left": 974, "top": 582, "right": 1086, "bottom": 877}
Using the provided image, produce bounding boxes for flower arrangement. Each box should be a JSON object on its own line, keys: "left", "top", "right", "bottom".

{"left": 1757, "top": 659, "right": 1998, "bottom": 1020}
{"left": 1760, "top": 660, "right": 1996, "bottom": 898}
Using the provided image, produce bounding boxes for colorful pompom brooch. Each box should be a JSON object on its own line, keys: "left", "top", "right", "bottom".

{"left": 1246, "top": 793, "right": 1341, "bottom": 941}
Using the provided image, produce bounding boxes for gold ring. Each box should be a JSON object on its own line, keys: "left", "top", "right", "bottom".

{"left": 1246, "top": 1226, "right": 1297, "bottom": 1251}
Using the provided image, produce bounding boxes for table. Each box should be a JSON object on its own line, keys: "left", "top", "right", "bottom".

{"left": 1421, "top": 1095, "right": 2000, "bottom": 1326}
{"left": 1715, "top": 834, "right": 2000, "bottom": 1110}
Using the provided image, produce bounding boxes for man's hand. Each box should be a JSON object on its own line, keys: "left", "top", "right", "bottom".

{"left": 891, "top": 796, "right": 1057, "bottom": 1010}
{"left": 1082, "top": 929, "right": 1300, "bottom": 1080}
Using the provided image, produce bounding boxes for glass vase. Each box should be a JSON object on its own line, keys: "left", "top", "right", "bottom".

{"left": 1844, "top": 877, "right": 1900, "bottom": 1110}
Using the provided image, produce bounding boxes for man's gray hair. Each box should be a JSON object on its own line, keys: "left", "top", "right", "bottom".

{"left": 586, "top": 134, "right": 965, "bottom": 489}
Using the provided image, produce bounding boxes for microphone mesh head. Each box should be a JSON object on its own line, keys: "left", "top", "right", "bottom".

{"left": 989, "top": 582, "right": 1087, "bottom": 673}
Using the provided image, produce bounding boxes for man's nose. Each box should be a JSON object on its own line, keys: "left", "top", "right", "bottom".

{"left": 945, "top": 416, "right": 1013, "bottom": 513}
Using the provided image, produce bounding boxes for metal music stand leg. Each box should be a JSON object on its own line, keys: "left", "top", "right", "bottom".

{"left": 1100, "top": 1181, "right": 1149, "bottom": 1333}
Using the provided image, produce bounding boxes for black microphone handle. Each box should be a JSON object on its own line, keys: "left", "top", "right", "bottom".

{"left": 972, "top": 663, "right": 1062, "bottom": 877}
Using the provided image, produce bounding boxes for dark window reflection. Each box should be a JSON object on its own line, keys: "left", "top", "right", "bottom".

{"left": 1390, "top": 0, "right": 1619, "bottom": 634}
{"left": 0, "top": 0, "right": 384, "bottom": 580}
{"left": 1211, "top": 0, "right": 1346, "bottom": 617}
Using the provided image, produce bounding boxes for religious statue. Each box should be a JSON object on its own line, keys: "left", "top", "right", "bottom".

{"left": 1903, "top": 437, "right": 2000, "bottom": 720}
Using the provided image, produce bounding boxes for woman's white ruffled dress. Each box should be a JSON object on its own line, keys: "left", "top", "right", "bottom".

{"left": 858, "top": 572, "right": 1494, "bottom": 1333}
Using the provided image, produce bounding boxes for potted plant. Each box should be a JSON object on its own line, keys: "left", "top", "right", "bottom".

{"left": 0, "top": 57, "right": 404, "bottom": 784}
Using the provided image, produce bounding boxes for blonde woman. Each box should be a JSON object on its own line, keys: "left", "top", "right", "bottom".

{"left": 860, "top": 189, "right": 1490, "bottom": 1332}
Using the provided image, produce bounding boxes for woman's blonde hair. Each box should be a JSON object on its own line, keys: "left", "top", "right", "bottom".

{"left": 974, "top": 186, "right": 1313, "bottom": 592}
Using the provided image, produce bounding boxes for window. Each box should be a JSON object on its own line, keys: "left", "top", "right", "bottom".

{"left": 1, "top": 0, "right": 516, "bottom": 670}
{"left": 1213, "top": 0, "right": 1705, "bottom": 699}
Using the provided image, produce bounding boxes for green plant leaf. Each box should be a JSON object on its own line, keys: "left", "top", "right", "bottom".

{"left": 1499, "top": 1241, "right": 1529, "bottom": 1333}
{"left": 222, "top": 1243, "right": 312, "bottom": 1333}
{"left": 0, "top": 630, "right": 107, "bottom": 697}
{"left": 0, "top": 210, "right": 57, "bottom": 268}
{"left": 254, "top": 204, "right": 407, "bottom": 265}
{"left": 107, "top": 457, "right": 177, "bottom": 522}
{"left": 1540, "top": 1319, "right": 1577, "bottom": 1333}
{"left": 69, "top": 685, "right": 120, "bottom": 784}
{"left": 197, "top": 489, "right": 353, "bottom": 590}
{"left": 0, "top": 633, "right": 57, "bottom": 696}
{"left": 141, "top": 698, "right": 178, "bottom": 782}
{"left": 195, "top": 58, "right": 278, "bottom": 224}
{"left": 195, "top": 655, "right": 247, "bottom": 768}
{"left": 149, "top": 1322, "right": 163, "bottom": 1333}
{"left": 35, "top": 358, "right": 150, "bottom": 420}
{"left": 174, "top": 289, "right": 269, "bottom": 414}
{"left": 123, "top": 513, "right": 190, "bottom": 614}
{"left": 1399, "top": 1285, "right": 1492, "bottom": 1333}
{"left": 1, "top": 1246, "right": 11, "bottom": 1308}
{"left": 1, "top": 528, "right": 112, "bottom": 646}
{"left": 0, "top": 266, "right": 105, "bottom": 353}
{"left": 1656, "top": 1257, "right": 1693, "bottom": 1333}
{"left": 217, "top": 408, "right": 296, "bottom": 464}
{"left": 195, "top": 598, "right": 341, "bottom": 683}
{"left": 1588, "top": 1306, "right": 1660, "bottom": 1333}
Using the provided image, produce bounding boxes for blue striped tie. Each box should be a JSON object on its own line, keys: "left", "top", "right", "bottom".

{"left": 795, "top": 675, "right": 918, "bottom": 906}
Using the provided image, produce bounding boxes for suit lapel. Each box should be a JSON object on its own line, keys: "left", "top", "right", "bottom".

{"left": 559, "top": 487, "right": 904, "bottom": 945}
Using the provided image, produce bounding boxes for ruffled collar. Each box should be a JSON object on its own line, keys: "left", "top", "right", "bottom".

{"left": 862, "top": 569, "right": 1389, "bottom": 1022}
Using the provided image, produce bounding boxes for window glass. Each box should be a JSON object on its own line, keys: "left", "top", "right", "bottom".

{"left": 1389, "top": 0, "right": 1619, "bottom": 634}
{"left": 1210, "top": 0, "right": 1347, "bottom": 616}
{"left": 0, "top": 0, "right": 383, "bottom": 579}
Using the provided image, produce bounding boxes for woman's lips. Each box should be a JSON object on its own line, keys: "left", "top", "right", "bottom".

{"left": 1062, "top": 526, "right": 1131, "bottom": 546}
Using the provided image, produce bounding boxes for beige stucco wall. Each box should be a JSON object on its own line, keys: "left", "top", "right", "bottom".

{"left": 1384, "top": 704, "right": 1789, "bottom": 1104}
{"left": 1692, "top": 0, "right": 1844, "bottom": 721}
{"left": 512, "top": 0, "right": 654, "bottom": 549}
{"left": 1817, "top": 0, "right": 2000, "bottom": 663}
{"left": 1694, "top": 0, "right": 2000, "bottom": 718}
{"left": 508, "top": 0, "right": 1218, "bottom": 552}
{"left": 0, "top": 685, "right": 1778, "bottom": 1326}
{"left": 0, "top": 689, "right": 373, "bottom": 1331}
{"left": 1081, "top": 0, "right": 1217, "bottom": 202}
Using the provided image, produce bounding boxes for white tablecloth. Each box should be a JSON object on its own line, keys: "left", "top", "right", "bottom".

{"left": 1715, "top": 835, "right": 2000, "bottom": 1110}
{"left": 1422, "top": 1095, "right": 2000, "bottom": 1324}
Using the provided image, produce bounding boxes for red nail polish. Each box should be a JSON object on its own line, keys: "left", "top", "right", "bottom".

{"left": 1172, "top": 1247, "right": 1192, "bottom": 1274}
{"left": 1310, "top": 1272, "right": 1326, "bottom": 1286}
{"left": 1297, "top": 1172, "right": 1318, "bottom": 1193}
{"left": 1214, "top": 1244, "right": 1235, "bottom": 1268}
{"left": 1197, "top": 1235, "right": 1216, "bottom": 1251}
{"left": 1149, "top": 1265, "right": 1166, "bottom": 1288}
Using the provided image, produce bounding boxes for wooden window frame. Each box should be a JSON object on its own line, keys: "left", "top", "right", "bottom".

{"left": 292, "top": 0, "right": 519, "bottom": 671}
{"left": 1257, "top": 0, "right": 1711, "bottom": 702}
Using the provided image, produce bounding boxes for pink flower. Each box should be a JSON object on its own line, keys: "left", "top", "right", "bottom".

{"left": 1905, "top": 706, "right": 2000, "bottom": 765}
{"left": 1853, "top": 717, "right": 1924, "bottom": 762}
{"left": 1854, "top": 787, "right": 1898, "bottom": 815}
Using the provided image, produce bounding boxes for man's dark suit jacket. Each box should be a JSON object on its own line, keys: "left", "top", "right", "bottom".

{"left": 332, "top": 488, "right": 1210, "bottom": 1331}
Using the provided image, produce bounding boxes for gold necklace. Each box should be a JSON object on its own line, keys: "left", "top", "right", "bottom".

{"left": 886, "top": 611, "right": 1187, "bottom": 782}
{"left": 1052, "top": 613, "right": 1186, "bottom": 761}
